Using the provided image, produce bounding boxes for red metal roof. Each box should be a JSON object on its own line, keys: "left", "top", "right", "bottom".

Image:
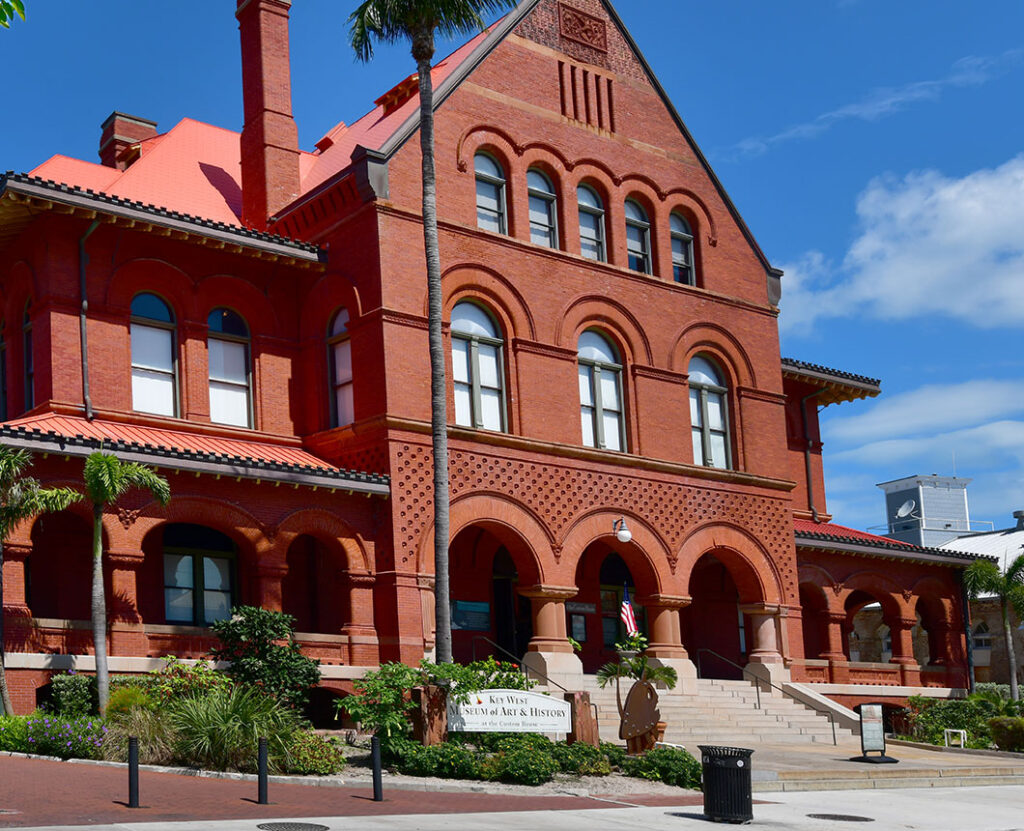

{"left": 793, "top": 518, "right": 911, "bottom": 547}
{"left": 2, "top": 413, "right": 336, "bottom": 472}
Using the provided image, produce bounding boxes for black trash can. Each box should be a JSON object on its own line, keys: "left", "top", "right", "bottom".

{"left": 698, "top": 745, "right": 754, "bottom": 824}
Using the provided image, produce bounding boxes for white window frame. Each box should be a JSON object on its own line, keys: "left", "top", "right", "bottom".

{"left": 130, "top": 293, "right": 178, "bottom": 417}
{"left": 689, "top": 356, "right": 732, "bottom": 469}
{"left": 451, "top": 302, "right": 506, "bottom": 432}
{"left": 527, "top": 169, "right": 558, "bottom": 249}
{"left": 670, "top": 213, "right": 696, "bottom": 286}
{"left": 578, "top": 332, "right": 625, "bottom": 452}
{"left": 163, "top": 546, "right": 236, "bottom": 626}
{"left": 207, "top": 308, "right": 253, "bottom": 429}
{"left": 578, "top": 184, "right": 606, "bottom": 262}
{"left": 625, "top": 199, "right": 652, "bottom": 274}
{"left": 328, "top": 309, "right": 354, "bottom": 428}
{"left": 475, "top": 152, "right": 507, "bottom": 234}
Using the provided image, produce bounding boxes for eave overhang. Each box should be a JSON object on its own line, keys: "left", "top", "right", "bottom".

{"left": 795, "top": 532, "right": 995, "bottom": 568}
{"left": 0, "top": 172, "right": 326, "bottom": 267}
{"left": 0, "top": 423, "right": 389, "bottom": 497}
{"left": 782, "top": 358, "right": 881, "bottom": 406}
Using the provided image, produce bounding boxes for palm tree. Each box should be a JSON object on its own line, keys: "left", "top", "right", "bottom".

{"left": 348, "top": 0, "right": 515, "bottom": 663}
{"left": 596, "top": 653, "right": 678, "bottom": 720}
{"left": 83, "top": 451, "right": 169, "bottom": 714}
{"left": 0, "top": 0, "right": 25, "bottom": 29}
{"left": 964, "top": 552, "right": 1024, "bottom": 701}
{"left": 0, "top": 446, "right": 80, "bottom": 715}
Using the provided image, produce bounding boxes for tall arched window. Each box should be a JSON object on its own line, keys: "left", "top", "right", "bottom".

{"left": 475, "top": 153, "right": 506, "bottom": 234}
{"left": 130, "top": 293, "right": 177, "bottom": 417}
{"left": 0, "top": 324, "right": 7, "bottom": 421}
{"left": 578, "top": 330, "right": 624, "bottom": 451}
{"left": 689, "top": 355, "right": 730, "bottom": 469}
{"left": 163, "top": 523, "right": 236, "bottom": 625}
{"left": 328, "top": 309, "right": 354, "bottom": 427}
{"left": 670, "top": 213, "right": 695, "bottom": 285}
{"left": 577, "top": 185, "right": 605, "bottom": 262}
{"left": 625, "top": 199, "right": 651, "bottom": 274}
{"left": 451, "top": 302, "right": 505, "bottom": 431}
{"left": 207, "top": 308, "right": 252, "bottom": 428}
{"left": 527, "top": 169, "right": 558, "bottom": 248}
{"left": 22, "top": 302, "right": 33, "bottom": 410}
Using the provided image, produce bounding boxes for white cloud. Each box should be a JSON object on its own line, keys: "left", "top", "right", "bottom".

{"left": 826, "top": 380, "right": 1024, "bottom": 445}
{"left": 779, "top": 155, "right": 1024, "bottom": 333}
{"left": 730, "top": 49, "right": 1022, "bottom": 160}
{"left": 831, "top": 420, "right": 1024, "bottom": 470}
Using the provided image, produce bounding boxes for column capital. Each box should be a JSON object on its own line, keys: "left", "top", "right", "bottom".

{"left": 345, "top": 571, "right": 376, "bottom": 587}
{"left": 106, "top": 548, "right": 146, "bottom": 568}
{"left": 825, "top": 611, "right": 848, "bottom": 624}
{"left": 740, "top": 603, "right": 781, "bottom": 616}
{"left": 640, "top": 594, "right": 692, "bottom": 609}
{"left": 519, "top": 585, "right": 578, "bottom": 601}
{"left": 2, "top": 541, "right": 32, "bottom": 561}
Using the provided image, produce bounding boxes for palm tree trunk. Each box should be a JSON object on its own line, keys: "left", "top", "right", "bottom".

{"left": 0, "top": 540, "right": 13, "bottom": 716}
{"left": 414, "top": 30, "right": 452, "bottom": 664}
{"left": 91, "top": 503, "right": 109, "bottom": 714}
{"left": 1002, "top": 598, "right": 1020, "bottom": 701}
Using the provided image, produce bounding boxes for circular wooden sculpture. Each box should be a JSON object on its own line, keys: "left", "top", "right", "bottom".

{"left": 619, "top": 679, "right": 664, "bottom": 754}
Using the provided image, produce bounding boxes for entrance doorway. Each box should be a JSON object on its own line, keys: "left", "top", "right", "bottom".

{"left": 573, "top": 544, "right": 644, "bottom": 673}
{"left": 685, "top": 553, "right": 746, "bottom": 679}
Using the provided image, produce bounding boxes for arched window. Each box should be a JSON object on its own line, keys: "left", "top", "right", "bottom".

{"left": 625, "top": 200, "right": 651, "bottom": 274}
{"left": 451, "top": 302, "right": 505, "bottom": 432}
{"left": 878, "top": 624, "right": 893, "bottom": 658}
{"left": 328, "top": 309, "right": 354, "bottom": 427}
{"left": 973, "top": 622, "right": 992, "bottom": 649}
{"left": 577, "top": 184, "right": 605, "bottom": 262}
{"left": 670, "top": 213, "right": 695, "bottom": 285}
{"left": 689, "top": 355, "right": 730, "bottom": 469}
{"left": 207, "top": 308, "right": 252, "bottom": 428}
{"left": 162, "top": 523, "right": 236, "bottom": 625}
{"left": 578, "top": 330, "right": 624, "bottom": 451}
{"left": 22, "top": 302, "right": 33, "bottom": 410}
{"left": 475, "top": 153, "right": 506, "bottom": 234}
{"left": 0, "top": 324, "right": 7, "bottom": 421}
{"left": 527, "top": 169, "right": 558, "bottom": 248}
{"left": 130, "top": 293, "right": 177, "bottom": 417}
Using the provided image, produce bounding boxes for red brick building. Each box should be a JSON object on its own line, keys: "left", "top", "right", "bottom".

{"left": 0, "top": 0, "right": 981, "bottom": 714}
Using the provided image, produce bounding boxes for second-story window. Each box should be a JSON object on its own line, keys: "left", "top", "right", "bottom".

{"left": 578, "top": 330, "right": 624, "bottom": 452}
{"left": 689, "top": 355, "right": 731, "bottom": 469}
{"left": 671, "top": 213, "right": 696, "bottom": 286}
{"left": 130, "top": 293, "right": 177, "bottom": 417}
{"left": 451, "top": 302, "right": 505, "bottom": 431}
{"left": 328, "top": 309, "right": 354, "bottom": 427}
{"left": 475, "top": 153, "right": 506, "bottom": 234}
{"left": 207, "top": 308, "right": 252, "bottom": 428}
{"left": 22, "top": 302, "right": 33, "bottom": 411}
{"left": 578, "top": 185, "right": 606, "bottom": 262}
{"left": 0, "top": 325, "right": 7, "bottom": 421}
{"left": 625, "top": 200, "right": 651, "bottom": 274}
{"left": 527, "top": 169, "right": 558, "bottom": 248}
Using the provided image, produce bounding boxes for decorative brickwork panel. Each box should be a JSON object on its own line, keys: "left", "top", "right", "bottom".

{"left": 558, "top": 3, "right": 607, "bottom": 52}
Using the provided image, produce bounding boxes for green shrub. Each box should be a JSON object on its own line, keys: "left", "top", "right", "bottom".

{"left": 211, "top": 606, "right": 321, "bottom": 711}
{"left": 976, "top": 683, "right": 1013, "bottom": 701}
{"left": 907, "top": 696, "right": 993, "bottom": 748}
{"left": 492, "top": 746, "right": 559, "bottom": 785}
{"left": 50, "top": 672, "right": 97, "bottom": 716}
{"left": 622, "top": 747, "right": 701, "bottom": 789}
{"left": 338, "top": 663, "right": 421, "bottom": 738}
{"left": 550, "top": 741, "right": 611, "bottom": 775}
{"left": 989, "top": 717, "right": 1024, "bottom": 752}
{"left": 25, "top": 714, "right": 107, "bottom": 759}
{"left": 286, "top": 731, "right": 346, "bottom": 775}
{"left": 400, "top": 742, "right": 482, "bottom": 779}
{"left": 601, "top": 741, "right": 627, "bottom": 768}
{"left": 491, "top": 732, "right": 553, "bottom": 754}
{"left": 102, "top": 707, "right": 178, "bottom": 766}
{"left": 169, "top": 686, "right": 299, "bottom": 772}
{"left": 106, "top": 686, "right": 157, "bottom": 719}
{"left": 0, "top": 715, "right": 29, "bottom": 752}
{"left": 380, "top": 735, "right": 422, "bottom": 768}
{"left": 110, "top": 658, "right": 231, "bottom": 704}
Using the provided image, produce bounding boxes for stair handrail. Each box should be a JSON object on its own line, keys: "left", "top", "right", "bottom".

{"left": 471, "top": 635, "right": 568, "bottom": 692}
{"left": 695, "top": 647, "right": 837, "bottom": 746}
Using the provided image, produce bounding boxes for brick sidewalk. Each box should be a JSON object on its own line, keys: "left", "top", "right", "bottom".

{"left": 0, "top": 757, "right": 702, "bottom": 827}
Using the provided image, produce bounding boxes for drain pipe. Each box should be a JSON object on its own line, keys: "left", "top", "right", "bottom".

{"left": 800, "top": 390, "right": 824, "bottom": 522}
{"left": 79, "top": 220, "right": 100, "bottom": 421}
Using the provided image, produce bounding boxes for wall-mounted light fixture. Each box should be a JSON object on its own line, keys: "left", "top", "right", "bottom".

{"left": 613, "top": 517, "right": 632, "bottom": 544}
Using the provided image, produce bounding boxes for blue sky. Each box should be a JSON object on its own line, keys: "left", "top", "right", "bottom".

{"left": 2, "top": 1, "right": 1022, "bottom": 535}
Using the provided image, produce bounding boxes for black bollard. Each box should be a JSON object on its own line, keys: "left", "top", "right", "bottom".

{"left": 257, "top": 737, "right": 269, "bottom": 805}
{"left": 128, "top": 736, "right": 140, "bottom": 809}
{"left": 371, "top": 735, "right": 383, "bottom": 802}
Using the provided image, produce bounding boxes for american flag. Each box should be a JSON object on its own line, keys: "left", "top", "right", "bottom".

{"left": 620, "top": 583, "right": 639, "bottom": 636}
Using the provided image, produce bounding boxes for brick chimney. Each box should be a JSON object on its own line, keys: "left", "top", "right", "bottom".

{"left": 99, "top": 112, "right": 158, "bottom": 170}
{"left": 236, "top": 0, "right": 301, "bottom": 230}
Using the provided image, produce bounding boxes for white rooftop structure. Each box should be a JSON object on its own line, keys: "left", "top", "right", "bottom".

{"left": 939, "top": 510, "right": 1024, "bottom": 562}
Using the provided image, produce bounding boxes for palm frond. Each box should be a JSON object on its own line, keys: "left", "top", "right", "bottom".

{"left": 1004, "top": 552, "right": 1024, "bottom": 587}
{"left": 122, "top": 463, "right": 171, "bottom": 506}
{"left": 84, "top": 452, "right": 123, "bottom": 504}
{"left": 963, "top": 559, "right": 1003, "bottom": 598}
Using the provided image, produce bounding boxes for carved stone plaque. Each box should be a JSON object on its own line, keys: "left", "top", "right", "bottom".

{"left": 558, "top": 3, "right": 608, "bottom": 53}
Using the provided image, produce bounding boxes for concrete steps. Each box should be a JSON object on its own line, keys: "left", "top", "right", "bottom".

{"left": 753, "top": 766, "right": 1024, "bottom": 792}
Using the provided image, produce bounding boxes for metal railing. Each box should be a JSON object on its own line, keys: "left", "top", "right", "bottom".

{"left": 471, "top": 635, "right": 568, "bottom": 692}
{"left": 695, "top": 648, "right": 838, "bottom": 746}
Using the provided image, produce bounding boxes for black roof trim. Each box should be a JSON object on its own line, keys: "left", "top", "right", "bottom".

{"left": 1, "top": 172, "right": 325, "bottom": 262}
{"left": 782, "top": 358, "right": 881, "bottom": 390}
{"left": 0, "top": 423, "right": 389, "bottom": 496}
{"left": 795, "top": 528, "right": 995, "bottom": 566}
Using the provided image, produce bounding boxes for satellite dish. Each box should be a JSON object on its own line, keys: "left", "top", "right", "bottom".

{"left": 895, "top": 499, "right": 916, "bottom": 519}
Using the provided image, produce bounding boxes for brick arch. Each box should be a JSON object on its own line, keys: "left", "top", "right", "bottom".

{"left": 441, "top": 263, "right": 536, "bottom": 341}
{"left": 195, "top": 274, "right": 279, "bottom": 337}
{"left": 275, "top": 508, "right": 371, "bottom": 573}
{"left": 558, "top": 510, "right": 669, "bottom": 597}
{"left": 839, "top": 571, "right": 906, "bottom": 619}
{"left": 677, "top": 523, "right": 783, "bottom": 606}
{"left": 129, "top": 496, "right": 266, "bottom": 561}
{"left": 456, "top": 125, "right": 524, "bottom": 174}
{"left": 299, "top": 270, "right": 363, "bottom": 341}
{"left": 661, "top": 189, "right": 718, "bottom": 248}
{"left": 105, "top": 258, "right": 195, "bottom": 317}
{"left": 419, "top": 492, "right": 550, "bottom": 585}
{"left": 569, "top": 159, "right": 622, "bottom": 189}
{"left": 910, "top": 576, "right": 956, "bottom": 621}
{"left": 798, "top": 563, "right": 843, "bottom": 612}
{"left": 669, "top": 322, "right": 757, "bottom": 388}
{"left": 18, "top": 501, "right": 109, "bottom": 548}
{"left": 555, "top": 294, "right": 653, "bottom": 365}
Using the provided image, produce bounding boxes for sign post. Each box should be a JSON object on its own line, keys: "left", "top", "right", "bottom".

{"left": 850, "top": 703, "right": 898, "bottom": 764}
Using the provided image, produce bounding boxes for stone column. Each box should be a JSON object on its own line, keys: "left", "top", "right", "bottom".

{"left": 641, "top": 594, "right": 697, "bottom": 694}
{"left": 520, "top": 585, "right": 583, "bottom": 688}
{"left": 2, "top": 542, "right": 32, "bottom": 616}
{"left": 889, "top": 617, "right": 918, "bottom": 665}
{"left": 106, "top": 549, "right": 148, "bottom": 657}
{"left": 254, "top": 562, "right": 287, "bottom": 611}
{"left": 741, "top": 603, "right": 789, "bottom": 685}
{"left": 341, "top": 571, "right": 378, "bottom": 665}
{"left": 822, "top": 611, "right": 848, "bottom": 660}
